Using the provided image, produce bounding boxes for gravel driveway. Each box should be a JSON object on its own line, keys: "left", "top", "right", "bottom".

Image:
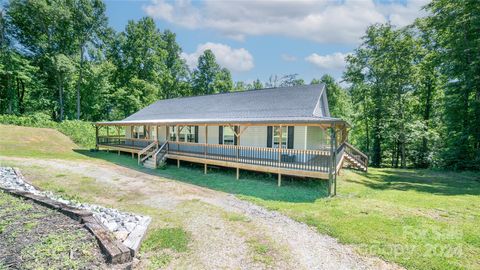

{"left": 0, "top": 156, "right": 402, "bottom": 270}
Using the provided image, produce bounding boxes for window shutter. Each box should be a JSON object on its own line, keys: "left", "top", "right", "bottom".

{"left": 219, "top": 126, "right": 223, "bottom": 144}
{"left": 267, "top": 126, "right": 273, "bottom": 148}
{"left": 287, "top": 126, "right": 294, "bottom": 149}
{"left": 234, "top": 126, "right": 239, "bottom": 145}
{"left": 194, "top": 126, "right": 199, "bottom": 143}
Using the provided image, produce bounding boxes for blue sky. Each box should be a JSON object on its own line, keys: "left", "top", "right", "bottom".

{"left": 105, "top": 0, "right": 427, "bottom": 84}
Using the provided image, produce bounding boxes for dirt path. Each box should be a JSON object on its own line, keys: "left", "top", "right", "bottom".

{"left": 0, "top": 156, "right": 401, "bottom": 270}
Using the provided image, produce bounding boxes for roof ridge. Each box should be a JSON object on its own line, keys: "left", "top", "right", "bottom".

{"left": 153, "top": 83, "right": 325, "bottom": 103}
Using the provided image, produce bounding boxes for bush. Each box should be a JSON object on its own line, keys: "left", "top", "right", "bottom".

{"left": 0, "top": 114, "right": 96, "bottom": 149}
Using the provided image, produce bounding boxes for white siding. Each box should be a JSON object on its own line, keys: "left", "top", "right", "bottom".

{"left": 306, "top": 126, "right": 328, "bottom": 149}
{"left": 158, "top": 126, "right": 166, "bottom": 141}
{"left": 125, "top": 126, "right": 132, "bottom": 138}
{"left": 240, "top": 126, "right": 267, "bottom": 147}
{"left": 195, "top": 126, "right": 225, "bottom": 144}
{"left": 123, "top": 124, "right": 313, "bottom": 150}
{"left": 293, "top": 126, "right": 307, "bottom": 150}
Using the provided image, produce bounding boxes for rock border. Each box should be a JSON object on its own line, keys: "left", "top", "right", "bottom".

{"left": 0, "top": 168, "right": 151, "bottom": 265}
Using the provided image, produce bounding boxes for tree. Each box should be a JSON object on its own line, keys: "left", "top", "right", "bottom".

{"left": 425, "top": 0, "right": 480, "bottom": 170}
{"left": 160, "top": 30, "right": 190, "bottom": 99}
{"left": 312, "top": 75, "right": 352, "bottom": 120}
{"left": 7, "top": 0, "right": 79, "bottom": 120}
{"left": 192, "top": 49, "right": 231, "bottom": 95}
{"left": 213, "top": 68, "right": 233, "bottom": 93}
{"left": 344, "top": 24, "right": 417, "bottom": 168}
{"left": 251, "top": 79, "right": 263, "bottom": 90}
{"left": 72, "top": 0, "right": 108, "bottom": 119}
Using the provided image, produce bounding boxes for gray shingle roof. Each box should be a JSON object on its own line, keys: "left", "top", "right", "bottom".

{"left": 98, "top": 84, "right": 345, "bottom": 125}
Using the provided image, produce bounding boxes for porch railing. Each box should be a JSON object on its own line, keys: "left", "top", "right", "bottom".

{"left": 98, "top": 137, "right": 335, "bottom": 173}
{"left": 97, "top": 136, "right": 155, "bottom": 149}
{"left": 168, "top": 141, "right": 331, "bottom": 172}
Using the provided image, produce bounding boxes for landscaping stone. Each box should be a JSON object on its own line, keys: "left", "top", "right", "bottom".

{"left": 0, "top": 167, "right": 151, "bottom": 256}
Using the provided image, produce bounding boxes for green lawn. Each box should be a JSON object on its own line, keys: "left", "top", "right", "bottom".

{"left": 79, "top": 150, "right": 480, "bottom": 269}
{"left": 0, "top": 124, "right": 89, "bottom": 160}
{"left": 1, "top": 125, "right": 479, "bottom": 269}
{"left": 245, "top": 169, "right": 480, "bottom": 270}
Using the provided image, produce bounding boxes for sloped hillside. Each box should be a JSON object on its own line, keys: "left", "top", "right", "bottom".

{"left": 0, "top": 125, "right": 86, "bottom": 160}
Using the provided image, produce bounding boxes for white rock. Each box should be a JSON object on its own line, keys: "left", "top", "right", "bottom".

{"left": 0, "top": 167, "right": 149, "bottom": 242}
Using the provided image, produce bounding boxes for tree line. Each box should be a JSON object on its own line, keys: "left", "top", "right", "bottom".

{"left": 0, "top": 0, "right": 239, "bottom": 121}
{"left": 0, "top": 0, "right": 478, "bottom": 170}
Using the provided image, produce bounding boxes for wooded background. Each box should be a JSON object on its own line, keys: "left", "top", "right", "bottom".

{"left": 0, "top": 0, "right": 479, "bottom": 170}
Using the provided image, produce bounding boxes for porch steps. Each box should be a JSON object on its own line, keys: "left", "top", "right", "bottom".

{"left": 141, "top": 152, "right": 167, "bottom": 169}
{"left": 343, "top": 152, "right": 367, "bottom": 172}
{"left": 143, "top": 158, "right": 156, "bottom": 169}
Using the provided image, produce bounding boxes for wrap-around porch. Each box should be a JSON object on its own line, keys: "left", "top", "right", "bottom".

{"left": 94, "top": 122, "right": 367, "bottom": 195}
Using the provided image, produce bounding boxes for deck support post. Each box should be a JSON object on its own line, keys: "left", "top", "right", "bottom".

{"left": 118, "top": 150, "right": 120, "bottom": 155}
{"left": 278, "top": 125, "right": 282, "bottom": 163}
{"left": 328, "top": 125, "right": 337, "bottom": 197}
{"left": 204, "top": 163, "right": 207, "bottom": 174}
{"left": 278, "top": 173, "right": 282, "bottom": 186}
{"left": 131, "top": 152, "right": 134, "bottom": 159}
{"left": 333, "top": 127, "right": 337, "bottom": 196}
{"left": 204, "top": 125, "right": 208, "bottom": 173}
{"left": 236, "top": 167, "right": 240, "bottom": 180}
{"left": 176, "top": 125, "right": 180, "bottom": 167}
{"left": 95, "top": 125, "right": 99, "bottom": 150}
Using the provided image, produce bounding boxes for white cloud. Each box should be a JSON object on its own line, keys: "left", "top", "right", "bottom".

{"left": 143, "top": 0, "right": 428, "bottom": 44}
{"left": 281, "top": 54, "right": 297, "bottom": 62}
{"left": 181, "top": 42, "right": 254, "bottom": 72}
{"left": 305, "top": 52, "right": 350, "bottom": 71}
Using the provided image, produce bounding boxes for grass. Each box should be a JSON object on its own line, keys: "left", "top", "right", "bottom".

{"left": 0, "top": 124, "right": 90, "bottom": 160}
{"left": 21, "top": 231, "right": 96, "bottom": 270}
{"left": 1, "top": 124, "right": 480, "bottom": 269}
{"left": 80, "top": 150, "right": 329, "bottom": 202}
{"left": 247, "top": 239, "right": 274, "bottom": 265}
{"left": 243, "top": 169, "right": 480, "bottom": 270}
{"left": 81, "top": 151, "right": 480, "bottom": 269}
{"left": 0, "top": 114, "right": 98, "bottom": 148}
{"left": 0, "top": 191, "right": 101, "bottom": 269}
{"left": 142, "top": 227, "right": 190, "bottom": 253}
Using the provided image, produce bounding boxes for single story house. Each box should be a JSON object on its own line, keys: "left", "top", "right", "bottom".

{"left": 95, "top": 84, "right": 367, "bottom": 195}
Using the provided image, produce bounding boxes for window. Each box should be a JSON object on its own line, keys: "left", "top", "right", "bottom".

{"left": 169, "top": 126, "right": 176, "bottom": 141}
{"left": 273, "top": 126, "right": 288, "bottom": 148}
{"left": 150, "top": 126, "right": 157, "bottom": 140}
{"left": 170, "top": 126, "right": 197, "bottom": 142}
{"left": 133, "top": 126, "right": 145, "bottom": 139}
{"left": 223, "top": 126, "right": 235, "bottom": 145}
{"left": 182, "top": 126, "right": 196, "bottom": 142}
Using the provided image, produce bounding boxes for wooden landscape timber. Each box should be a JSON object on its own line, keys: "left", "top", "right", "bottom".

{"left": 1, "top": 168, "right": 153, "bottom": 265}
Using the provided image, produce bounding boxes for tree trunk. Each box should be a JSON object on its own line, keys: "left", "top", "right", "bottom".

{"left": 17, "top": 78, "right": 25, "bottom": 114}
{"left": 420, "top": 77, "right": 433, "bottom": 168}
{"left": 58, "top": 72, "right": 64, "bottom": 121}
{"left": 6, "top": 73, "right": 12, "bottom": 114}
{"left": 76, "top": 45, "right": 84, "bottom": 120}
{"left": 364, "top": 95, "right": 370, "bottom": 154}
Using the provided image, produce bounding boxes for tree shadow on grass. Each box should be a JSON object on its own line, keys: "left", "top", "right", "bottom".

{"left": 347, "top": 168, "right": 480, "bottom": 196}
{"left": 74, "top": 150, "right": 329, "bottom": 203}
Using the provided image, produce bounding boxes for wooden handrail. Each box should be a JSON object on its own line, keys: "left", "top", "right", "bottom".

{"left": 168, "top": 141, "right": 331, "bottom": 156}
{"left": 138, "top": 141, "right": 158, "bottom": 164}
{"left": 98, "top": 136, "right": 153, "bottom": 142}
{"left": 343, "top": 142, "right": 368, "bottom": 159}
{"left": 153, "top": 141, "right": 168, "bottom": 160}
